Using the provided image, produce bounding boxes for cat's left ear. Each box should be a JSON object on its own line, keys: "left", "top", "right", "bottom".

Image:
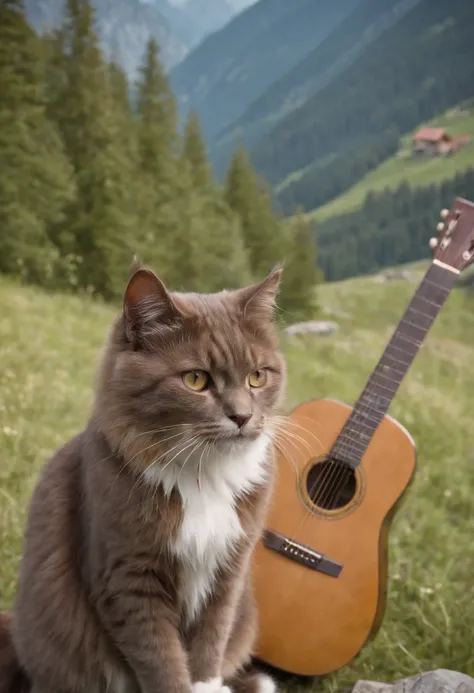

{"left": 237, "top": 263, "right": 283, "bottom": 323}
{"left": 123, "top": 268, "right": 181, "bottom": 344}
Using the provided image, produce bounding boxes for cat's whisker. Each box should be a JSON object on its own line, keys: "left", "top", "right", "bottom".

{"left": 125, "top": 430, "right": 189, "bottom": 469}
{"left": 269, "top": 415, "right": 323, "bottom": 448}
{"left": 144, "top": 440, "right": 196, "bottom": 480}
{"left": 285, "top": 413, "right": 324, "bottom": 431}
{"left": 127, "top": 436, "right": 198, "bottom": 499}
{"left": 284, "top": 421, "right": 324, "bottom": 449}
{"left": 197, "top": 441, "right": 210, "bottom": 490}
{"left": 158, "top": 435, "right": 203, "bottom": 475}
{"left": 276, "top": 428, "right": 317, "bottom": 456}
{"left": 128, "top": 423, "right": 195, "bottom": 442}
{"left": 177, "top": 439, "right": 205, "bottom": 485}
{"left": 271, "top": 437, "right": 299, "bottom": 479}
{"left": 267, "top": 424, "right": 315, "bottom": 468}
{"left": 271, "top": 432, "right": 315, "bottom": 476}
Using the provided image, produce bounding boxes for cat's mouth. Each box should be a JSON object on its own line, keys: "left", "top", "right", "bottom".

{"left": 208, "top": 425, "right": 264, "bottom": 444}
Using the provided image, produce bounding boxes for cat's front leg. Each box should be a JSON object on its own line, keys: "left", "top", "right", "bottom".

{"left": 186, "top": 564, "right": 247, "bottom": 691}
{"left": 99, "top": 589, "right": 192, "bottom": 693}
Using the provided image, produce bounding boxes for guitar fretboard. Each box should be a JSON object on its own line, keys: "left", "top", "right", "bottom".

{"left": 330, "top": 261, "right": 459, "bottom": 468}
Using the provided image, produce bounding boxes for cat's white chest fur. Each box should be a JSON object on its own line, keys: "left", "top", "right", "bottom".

{"left": 145, "top": 434, "right": 270, "bottom": 623}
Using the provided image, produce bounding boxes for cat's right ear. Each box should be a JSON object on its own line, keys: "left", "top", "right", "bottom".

{"left": 123, "top": 268, "right": 181, "bottom": 345}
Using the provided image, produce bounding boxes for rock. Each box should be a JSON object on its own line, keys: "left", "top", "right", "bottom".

{"left": 353, "top": 681, "right": 392, "bottom": 693}
{"left": 284, "top": 320, "right": 339, "bottom": 337}
{"left": 352, "top": 670, "right": 474, "bottom": 693}
{"left": 374, "top": 269, "right": 410, "bottom": 283}
{"left": 322, "top": 306, "right": 351, "bottom": 319}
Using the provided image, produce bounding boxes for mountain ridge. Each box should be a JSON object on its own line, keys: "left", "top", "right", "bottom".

{"left": 248, "top": 0, "right": 474, "bottom": 214}
{"left": 170, "top": 0, "right": 362, "bottom": 138}
{"left": 24, "top": 0, "right": 249, "bottom": 77}
{"left": 210, "top": 0, "right": 421, "bottom": 176}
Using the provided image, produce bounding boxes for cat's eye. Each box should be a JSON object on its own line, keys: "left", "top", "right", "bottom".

{"left": 248, "top": 369, "right": 267, "bottom": 388}
{"left": 182, "top": 370, "right": 210, "bottom": 392}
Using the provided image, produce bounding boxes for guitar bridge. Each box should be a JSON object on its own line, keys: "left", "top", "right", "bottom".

{"left": 262, "top": 529, "right": 343, "bottom": 578}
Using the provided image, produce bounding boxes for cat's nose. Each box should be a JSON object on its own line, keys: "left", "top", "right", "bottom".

{"left": 228, "top": 413, "right": 251, "bottom": 429}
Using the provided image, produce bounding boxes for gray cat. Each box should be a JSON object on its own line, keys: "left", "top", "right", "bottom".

{"left": 0, "top": 265, "right": 286, "bottom": 693}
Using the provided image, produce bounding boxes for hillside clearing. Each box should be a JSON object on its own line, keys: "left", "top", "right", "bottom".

{"left": 1, "top": 270, "right": 474, "bottom": 689}
{"left": 309, "top": 103, "right": 474, "bottom": 223}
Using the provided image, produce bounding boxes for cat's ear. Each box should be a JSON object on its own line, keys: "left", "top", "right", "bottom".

{"left": 237, "top": 263, "right": 283, "bottom": 323}
{"left": 123, "top": 268, "right": 181, "bottom": 344}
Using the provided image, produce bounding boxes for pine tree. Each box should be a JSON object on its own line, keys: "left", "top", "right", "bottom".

{"left": 278, "top": 211, "right": 322, "bottom": 322}
{"left": 48, "top": 0, "right": 138, "bottom": 298}
{"left": 0, "top": 0, "right": 75, "bottom": 285}
{"left": 109, "top": 61, "right": 134, "bottom": 124}
{"left": 182, "top": 109, "right": 213, "bottom": 191}
{"left": 225, "top": 145, "right": 285, "bottom": 280}
{"left": 135, "top": 38, "right": 178, "bottom": 198}
{"left": 134, "top": 38, "right": 181, "bottom": 279}
{"left": 188, "top": 193, "right": 252, "bottom": 293}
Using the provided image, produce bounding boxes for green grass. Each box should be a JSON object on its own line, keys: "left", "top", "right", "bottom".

{"left": 308, "top": 102, "right": 474, "bottom": 223}
{"left": 1, "top": 270, "right": 474, "bottom": 688}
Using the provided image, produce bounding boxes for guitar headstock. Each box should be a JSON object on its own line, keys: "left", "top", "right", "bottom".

{"left": 430, "top": 197, "right": 474, "bottom": 273}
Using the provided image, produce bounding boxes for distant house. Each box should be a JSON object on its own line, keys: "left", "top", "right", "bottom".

{"left": 411, "top": 127, "right": 470, "bottom": 157}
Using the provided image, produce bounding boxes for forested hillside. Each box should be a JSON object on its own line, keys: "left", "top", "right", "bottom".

{"left": 316, "top": 167, "right": 474, "bottom": 281}
{"left": 311, "top": 101, "right": 474, "bottom": 222}
{"left": 169, "top": 0, "right": 361, "bottom": 139}
{"left": 250, "top": 0, "right": 474, "bottom": 214}
{"left": 0, "top": 0, "right": 320, "bottom": 321}
{"left": 211, "top": 0, "right": 419, "bottom": 176}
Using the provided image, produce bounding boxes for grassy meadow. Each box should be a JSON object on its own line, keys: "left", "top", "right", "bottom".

{"left": 310, "top": 103, "right": 474, "bottom": 223}
{"left": 1, "top": 268, "right": 474, "bottom": 689}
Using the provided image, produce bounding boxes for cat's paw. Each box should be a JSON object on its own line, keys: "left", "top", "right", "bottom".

{"left": 193, "top": 677, "right": 230, "bottom": 693}
{"left": 254, "top": 674, "right": 277, "bottom": 693}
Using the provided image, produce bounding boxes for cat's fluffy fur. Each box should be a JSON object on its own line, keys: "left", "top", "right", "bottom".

{"left": 0, "top": 266, "right": 286, "bottom": 693}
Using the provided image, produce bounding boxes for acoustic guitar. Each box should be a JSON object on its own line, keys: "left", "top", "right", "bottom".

{"left": 253, "top": 198, "right": 474, "bottom": 677}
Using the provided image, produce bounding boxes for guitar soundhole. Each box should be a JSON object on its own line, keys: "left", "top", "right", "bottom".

{"left": 306, "top": 458, "right": 357, "bottom": 510}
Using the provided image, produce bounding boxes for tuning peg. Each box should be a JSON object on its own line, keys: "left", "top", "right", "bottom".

{"left": 429, "top": 237, "right": 438, "bottom": 249}
{"left": 437, "top": 222, "right": 445, "bottom": 232}
{"left": 440, "top": 209, "right": 449, "bottom": 219}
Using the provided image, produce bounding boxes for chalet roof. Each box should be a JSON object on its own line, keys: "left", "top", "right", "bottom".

{"left": 412, "top": 127, "right": 448, "bottom": 143}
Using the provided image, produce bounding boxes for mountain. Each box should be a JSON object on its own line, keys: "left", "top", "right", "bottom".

{"left": 25, "top": 0, "right": 187, "bottom": 74}
{"left": 155, "top": 0, "right": 235, "bottom": 51}
{"left": 24, "top": 0, "right": 252, "bottom": 78}
{"left": 169, "top": 0, "right": 363, "bottom": 139}
{"left": 249, "top": 0, "right": 474, "bottom": 214}
{"left": 226, "top": 0, "right": 256, "bottom": 10}
{"left": 211, "top": 0, "right": 421, "bottom": 175}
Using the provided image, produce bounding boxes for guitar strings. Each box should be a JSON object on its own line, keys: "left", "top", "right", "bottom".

{"left": 305, "top": 346, "right": 411, "bottom": 512}
{"left": 288, "top": 296, "right": 443, "bottom": 544}
{"left": 312, "top": 348, "right": 415, "bottom": 512}
{"left": 286, "top": 360, "right": 409, "bottom": 540}
{"left": 314, "top": 290, "right": 445, "bottom": 512}
{"left": 309, "top": 284, "right": 446, "bottom": 513}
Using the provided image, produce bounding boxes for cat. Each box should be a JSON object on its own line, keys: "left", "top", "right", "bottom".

{"left": 0, "top": 264, "right": 286, "bottom": 693}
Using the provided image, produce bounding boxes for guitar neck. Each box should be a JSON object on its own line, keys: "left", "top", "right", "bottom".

{"left": 331, "top": 260, "right": 459, "bottom": 468}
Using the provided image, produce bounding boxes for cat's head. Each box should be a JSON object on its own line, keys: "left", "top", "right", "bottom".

{"left": 95, "top": 266, "right": 286, "bottom": 476}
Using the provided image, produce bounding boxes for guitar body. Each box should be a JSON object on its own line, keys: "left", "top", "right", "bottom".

{"left": 253, "top": 398, "right": 417, "bottom": 677}
{"left": 253, "top": 198, "right": 474, "bottom": 677}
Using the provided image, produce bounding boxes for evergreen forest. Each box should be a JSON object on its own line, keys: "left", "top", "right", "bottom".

{"left": 0, "top": 0, "right": 321, "bottom": 322}
{"left": 316, "top": 167, "right": 474, "bottom": 281}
